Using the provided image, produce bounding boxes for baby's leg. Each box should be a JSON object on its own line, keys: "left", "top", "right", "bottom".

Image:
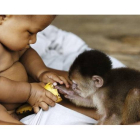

{"left": 2, "top": 103, "right": 23, "bottom": 120}
{"left": 0, "top": 104, "right": 23, "bottom": 125}
{"left": 2, "top": 103, "right": 22, "bottom": 111}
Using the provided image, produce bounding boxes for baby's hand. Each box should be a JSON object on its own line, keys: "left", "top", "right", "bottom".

{"left": 39, "top": 71, "right": 69, "bottom": 88}
{"left": 27, "top": 82, "right": 57, "bottom": 113}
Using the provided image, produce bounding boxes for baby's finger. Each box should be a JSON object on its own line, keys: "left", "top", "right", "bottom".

{"left": 33, "top": 106, "right": 40, "bottom": 114}
{"left": 44, "top": 91, "right": 56, "bottom": 106}
{"left": 59, "top": 76, "right": 69, "bottom": 88}
{"left": 44, "top": 97, "right": 56, "bottom": 107}
{"left": 41, "top": 75, "right": 55, "bottom": 84}
{"left": 45, "top": 78, "right": 55, "bottom": 85}
{"left": 39, "top": 102, "right": 49, "bottom": 111}
{"left": 66, "top": 78, "right": 72, "bottom": 85}
{"left": 39, "top": 82, "right": 46, "bottom": 87}
{"left": 49, "top": 74, "right": 63, "bottom": 85}
{"left": 45, "top": 90, "right": 57, "bottom": 102}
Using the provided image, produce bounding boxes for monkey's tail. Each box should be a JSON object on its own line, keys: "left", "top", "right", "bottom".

{"left": 121, "top": 88, "right": 140, "bottom": 125}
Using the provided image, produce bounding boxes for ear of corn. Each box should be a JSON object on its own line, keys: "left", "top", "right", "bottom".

{"left": 44, "top": 83, "right": 62, "bottom": 103}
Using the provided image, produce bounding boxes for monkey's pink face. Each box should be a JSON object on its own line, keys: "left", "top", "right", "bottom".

{"left": 71, "top": 81, "right": 81, "bottom": 95}
{"left": 71, "top": 74, "right": 95, "bottom": 98}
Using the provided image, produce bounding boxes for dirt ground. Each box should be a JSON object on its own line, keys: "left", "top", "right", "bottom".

{"left": 52, "top": 15, "right": 140, "bottom": 70}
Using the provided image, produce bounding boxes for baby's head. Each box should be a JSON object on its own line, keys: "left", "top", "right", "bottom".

{"left": 0, "top": 15, "right": 55, "bottom": 51}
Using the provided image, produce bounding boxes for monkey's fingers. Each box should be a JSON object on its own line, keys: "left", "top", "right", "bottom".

{"left": 64, "top": 95, "right": 75, "bottom": 99}
{"left": 55, "top": 86, "right": 67, "bottom": 94}
{"left": 55, "top": 85, "right": 74, "bottom": 95}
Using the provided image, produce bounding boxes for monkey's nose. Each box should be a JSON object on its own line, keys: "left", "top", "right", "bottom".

{"left": 72, "top": 84, "right": 77, "bottom": 90}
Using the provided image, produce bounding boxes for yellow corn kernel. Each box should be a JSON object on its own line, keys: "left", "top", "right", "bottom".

{"left": 44, "top": 83, "right": 62, "bottom": 103}
{"left": 16, "top": 103, "right": 33, "bottom": 114}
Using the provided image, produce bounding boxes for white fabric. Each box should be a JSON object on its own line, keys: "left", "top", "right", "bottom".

{"left": 31, "top": 25, "right": 125, "bottom": 71}
{"left": 31, "top": 25, "right": 90, "bottom": 71}
{"left": 20, "top": 104, "right": 97, "bottom": 125}
{"left": 21, "top": 25, "right": 125, "bottom": 125}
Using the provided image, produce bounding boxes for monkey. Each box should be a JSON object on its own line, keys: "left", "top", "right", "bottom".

{"left": 56, "top": 50, "right": 140, "bottom": 125}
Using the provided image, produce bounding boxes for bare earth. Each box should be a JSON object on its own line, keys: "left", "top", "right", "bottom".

{"left": 52, "top": 15, "right": 140, "bottom": 70}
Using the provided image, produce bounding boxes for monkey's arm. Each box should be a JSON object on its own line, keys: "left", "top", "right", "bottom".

{"left": 59, "top": 98, "right": 99, "bottom": 120}
{"left": 55, "top": 85, "right": 95, "bottom": 108}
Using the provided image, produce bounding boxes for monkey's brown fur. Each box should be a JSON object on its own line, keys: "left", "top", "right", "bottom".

{"left": 69, "top": 50, "right": 140, "bottom": 125}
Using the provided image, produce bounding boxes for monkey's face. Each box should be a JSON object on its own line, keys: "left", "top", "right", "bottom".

{"left": 70, "top": 72, "right": 96, "bottom": 98}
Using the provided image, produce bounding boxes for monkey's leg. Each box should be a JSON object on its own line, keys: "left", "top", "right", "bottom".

{"left": 122, "top": 88, "right": 140, "bottom": 125}
{"left": 97, "top": 103, "right": 122, "bottom": 125}
{"left": 97, "top": 113, "right": 121, "bottom": 125}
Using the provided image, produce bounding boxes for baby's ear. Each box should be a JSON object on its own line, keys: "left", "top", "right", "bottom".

{"left": 92, "top": 75, "right": 104, "bottom": 88}
{"left": 0, "top": 15, "right": 11, "bottom": 25}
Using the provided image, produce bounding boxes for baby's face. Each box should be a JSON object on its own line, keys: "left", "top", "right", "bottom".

{"left": 0, "top": 15, "right": 55, "bottom": 51}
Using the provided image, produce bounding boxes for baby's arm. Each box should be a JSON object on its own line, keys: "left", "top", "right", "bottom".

{"left": 20, "top": 48, "right": 47, "bottom": 82}
{"left": 20, "top": 48, "right": 70, "bottom": 87}
{"left": 0, "top": 76, "right": 57, "bottom": 113}
{"left": 0, "top": 76, "right": 30, "bottom": 103}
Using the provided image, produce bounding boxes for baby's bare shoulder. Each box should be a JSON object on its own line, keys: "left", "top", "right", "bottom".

{"left": 0, "top": 44, "right": 19, "bottom": 72}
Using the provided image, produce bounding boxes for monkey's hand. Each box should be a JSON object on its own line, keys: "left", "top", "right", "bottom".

{"left": 55, "top": 85, "right": 75, "bottom": 96}
{"left": 55, "top": 85, "right": 94, "bottom": 108}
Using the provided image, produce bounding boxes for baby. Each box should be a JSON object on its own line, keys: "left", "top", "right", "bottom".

{"left": 0, "top": 15, "right": 69, "bottom": 124}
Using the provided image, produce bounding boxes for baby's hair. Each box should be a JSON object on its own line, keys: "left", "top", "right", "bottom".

{"left": 12, "top": 15, "right": 33, "bottom": 20}
{"left": 13, "top": 15, "right": 56, "bottom": 22}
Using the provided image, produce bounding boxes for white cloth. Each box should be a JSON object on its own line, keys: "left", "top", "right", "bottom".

{"left": 21, "top": 104, "right": 97, "bottom": 125}
{"left": 21, "top": 25, "right": 125, "bottom": 125}
{"left": 31, "top": 25, "right": 90, "bottom": 71}
{"left": 31, "top": 25, "right": 125, "bottom": 71}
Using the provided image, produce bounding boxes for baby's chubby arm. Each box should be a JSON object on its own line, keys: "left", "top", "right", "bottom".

{"left": 0, "top": 76, "right": 57, "bottom": 113}
{"left": 20, "top": 48, "right": 70, "bottom": 87}
{"left": 0, "top": 76, "right": 30, "bottom": 103}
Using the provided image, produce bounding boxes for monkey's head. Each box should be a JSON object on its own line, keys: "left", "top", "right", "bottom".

{"left": 69, "top": 50, "right": 112, "bottom": 98}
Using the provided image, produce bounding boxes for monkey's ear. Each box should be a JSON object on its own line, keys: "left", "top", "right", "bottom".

{"left": 92, "top": 75, "right": 104, "bottom": 88}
